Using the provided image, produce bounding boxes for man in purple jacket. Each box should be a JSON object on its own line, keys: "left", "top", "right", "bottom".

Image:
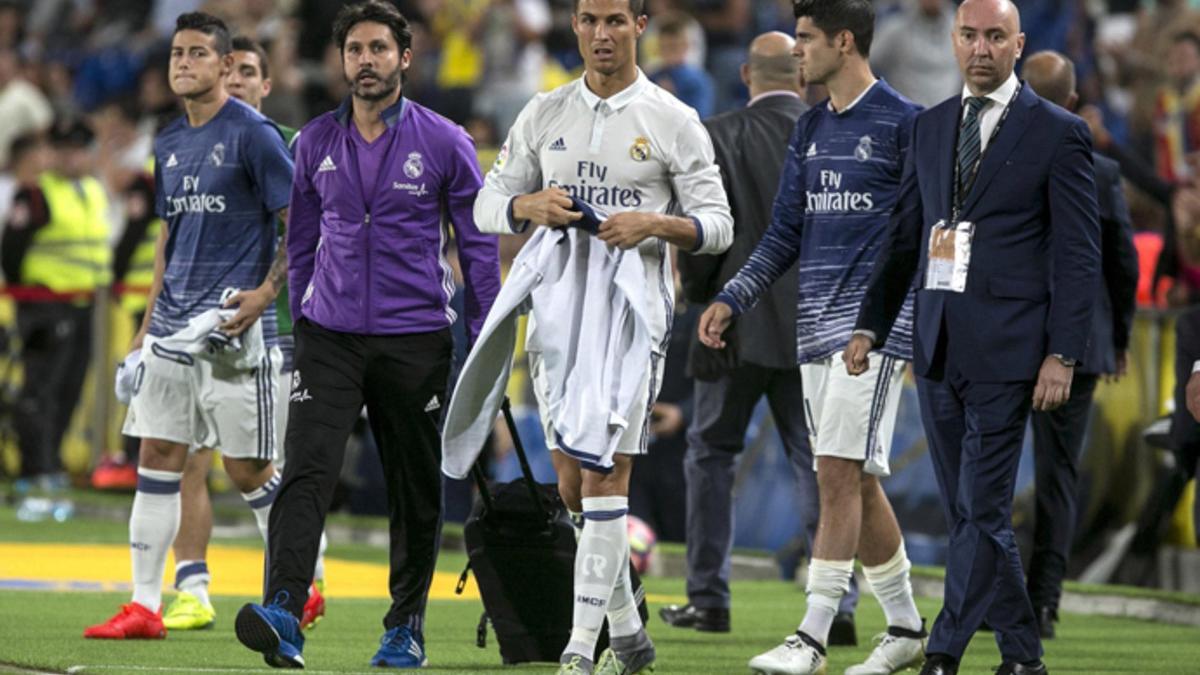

{"left": 234, "top": 1, "right": 500, "bottom": 669}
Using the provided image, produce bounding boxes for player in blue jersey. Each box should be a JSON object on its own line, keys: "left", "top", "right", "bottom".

{"left": 699, "top": 2, "right": 926, "bottom": 674}
{"left": 157, "top": 35, "right": 328, "bottom": 634}
{"left": 85, "top": 12, "right": 294, "bottom": 640}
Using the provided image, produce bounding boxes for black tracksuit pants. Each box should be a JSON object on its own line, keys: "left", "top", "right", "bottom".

{"left": 266, "top": 318, "right": 450, "bottom": 633}
{"left": 15, "top": 301, "right": 92, "bottom": 478}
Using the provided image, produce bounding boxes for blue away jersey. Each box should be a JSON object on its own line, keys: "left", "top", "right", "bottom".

{"left": 150, "top": 97, "right": 294, "bottom": 345}
{"left": 718, "top": 80, "right": 921, "bottom": 364}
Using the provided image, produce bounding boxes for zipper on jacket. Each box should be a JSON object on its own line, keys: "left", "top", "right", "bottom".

{"left": 364, "top": 212, "right": 373, "bottom": 333}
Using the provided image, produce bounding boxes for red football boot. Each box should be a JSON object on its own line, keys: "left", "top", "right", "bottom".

{"left": 84, "top": 603, "right": 167, "bottom": 639}
{"left": 301, "top": 582, "right": 325, "bottom": 630}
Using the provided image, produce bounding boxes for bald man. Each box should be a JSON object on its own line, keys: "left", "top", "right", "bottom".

{"left": 1021, "top": 51, "right": 1138, "bottom": 640}
{"left": 849, "top": 1, "right": 1101, "bottom": 673}
{"left": 668, "top": 30, "right": 860, "bottom": 641}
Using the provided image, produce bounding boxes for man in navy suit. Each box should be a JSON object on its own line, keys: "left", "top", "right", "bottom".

{"left": 844, "top": 1, "right": 1101, "bottom": 674}
{"left": 1020, "top": 51, "right": 1139, "bottom": 641}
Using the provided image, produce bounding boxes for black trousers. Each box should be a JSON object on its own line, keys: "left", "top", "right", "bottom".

{"left": 1027, "top": 372, "right": 1099, "bottom": 612}
{"left": 266, "top": 319, "right": 451, "bottom": 632}
{"left": 15, "top": 301, "right": 92, "bottom": 478}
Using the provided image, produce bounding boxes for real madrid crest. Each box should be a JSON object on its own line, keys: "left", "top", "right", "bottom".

{"left": 210, "top": 142, "right": 225, "bottom": 166}
{"left": 854, "top": 135, "right": 873, "bottom": 162}
{"left": 404, "top": 151, "right": 424, "bottom": 178}
{"left": 630, "top": 136, "right": 651, "bottom": 162}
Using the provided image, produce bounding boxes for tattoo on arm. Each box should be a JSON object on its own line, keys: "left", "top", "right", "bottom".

{"left": 267, "top": 207, "right": 289, "bottom": 293}
{"left": 267, "top": 237, "right": 287, "bottom": 292}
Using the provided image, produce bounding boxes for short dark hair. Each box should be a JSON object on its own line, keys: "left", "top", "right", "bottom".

{"left": 1174, "top": 30, "right": 1200, "bottom": 54}
{"left": 49, "top": 118, "right": 94, "bottom": 147}
{"left": 99, "top": 95, "right": 142, "bottom": 125}
{"left": 792, "top": 0, "right": 874, "bottom": 57}
{"left": 231, "top": 36, "right": 270, "bottom": 80}
{"left": 174, "top": 12, "right": 232, "bottom": 55}
{"left": 333, "top": 1, "right": 412, "bottom": 53}
{"left": 7, "top": 132, "right": 43, "bottom": 167}
{"left": 573, "top": 0, "right": 647, "bottom": 18}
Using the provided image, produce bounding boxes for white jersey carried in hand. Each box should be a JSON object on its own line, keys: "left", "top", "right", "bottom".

{"left": 474, "top": 69, "right": 733, "bottom": 352}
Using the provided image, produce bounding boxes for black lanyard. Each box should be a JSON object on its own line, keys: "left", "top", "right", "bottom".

{"left": 951, "top": 81, "right": 1022, "bottom": 222}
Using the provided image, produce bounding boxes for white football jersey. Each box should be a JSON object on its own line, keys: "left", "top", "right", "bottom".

{"left": 475, "top": 69, "right": 733, "bottom": 351}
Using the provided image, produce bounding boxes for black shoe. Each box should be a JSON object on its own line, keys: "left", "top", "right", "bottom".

{"left": 995, "top": 660, "right": 1048, "bottom": 675}
{"left": 657, "top": 603, "right": 730, "bottom": 632}
{"left": 919, "top": 653, "right": 958, "bottom": 675}
{"left": 1037, "top": 606, "right": 1056, "bottom": 640}
{"left": 827, "top": 611, "right": 857, "bottom": 646}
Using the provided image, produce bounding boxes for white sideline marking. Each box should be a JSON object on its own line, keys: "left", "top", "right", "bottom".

{"left": 68, "top": 662, "right": 374, "bottom": 667}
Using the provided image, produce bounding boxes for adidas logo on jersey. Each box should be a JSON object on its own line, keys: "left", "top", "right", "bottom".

{"left": 806, "top": 143, "right": 817, "bottom": 158}
{"left": 424, "top": 395, "right": 441, "bottom": 412}
{"left": 549, "top": 137, "right": 567, "bottom": 151}
{"left": 165, "top": 153, "right": 179, "bottom": 168}
{"left": 317, "top": 155, "right": 337, "bottom": 173}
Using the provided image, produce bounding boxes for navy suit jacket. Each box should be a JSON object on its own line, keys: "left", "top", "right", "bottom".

{"left": 857, "top": 83, "right": 1102, "bottom": 382}
{"left": 1081, "top": 153, "right": 1138, "bottom": 375}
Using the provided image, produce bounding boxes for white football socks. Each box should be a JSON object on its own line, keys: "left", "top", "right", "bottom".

{"left": 240, "top": 469, "right": 281, "bottom": 542}
{"left": 607, "top": 542, "right": 642, "bottom": 639}
{"left": 131, "top": 467, "right": 183, "bottom": 612}
{"left": 314, "top": 530, "right": 328, "bottom": 584}
{"left": 175, "top": 559, "right": 211, "bottom": 607}
{"left": 798, "top": 558, "right": 855, "bottom": 645}
{"left": 864, "top": 546, "right": 922, "bottom": 632}
{"left": 564, "top": 496, "right": 628, "bottom": 660}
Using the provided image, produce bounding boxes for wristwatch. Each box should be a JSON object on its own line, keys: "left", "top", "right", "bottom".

{"left": 1049, "top": 353, "right": 1077, "bottom": 368}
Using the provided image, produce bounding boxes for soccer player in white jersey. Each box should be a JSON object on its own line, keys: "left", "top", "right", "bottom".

{"left": 84, "top": 12, "right": 294, "bottom": 640}
{"left": 699, "top": 1, "right": 926, "bottom": 674}
{"left": 473, "top": 0, "right": 732, "bottom": 672}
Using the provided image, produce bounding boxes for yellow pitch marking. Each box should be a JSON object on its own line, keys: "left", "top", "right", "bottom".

{"left": 0, "top": 543, "right": 478, "bottom": 599}
{"left": 0, "top": 543, "right": 686, "bottom": 604}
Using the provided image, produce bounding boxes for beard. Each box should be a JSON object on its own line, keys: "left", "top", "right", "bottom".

{"left": 348, "top": 66, "right": 403, "bottom": 102}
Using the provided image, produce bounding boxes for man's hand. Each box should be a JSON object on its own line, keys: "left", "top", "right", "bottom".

{"left": 220, "top": 286, "right": 273, "bottom": 336}
{"left": 1105, "top": 350, "right": 1128, "bottom": 384}
{"left": 1187, "top": 371, "right": 1200, "bottom": 422}
{"left": 512, "top": 187, "right": 582, "bottom": 228}
{"left": 843, "top": 334, "right": 873, "bottom": 376}
{"left": 598, "top": 212, "right": 660, "bottom": 249}
{"left": 1033, "top": 356, "right": 1074, "bottom": 411}
{"left": 698, "top": 302, "right": 733, "bottom": 349}
{"left": 650, "top": 402, "right": 684, "bottom": 437}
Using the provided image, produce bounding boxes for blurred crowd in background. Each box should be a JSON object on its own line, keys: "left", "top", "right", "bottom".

{"left": 4, "top": 0, "right": 1200, "bottom": 590}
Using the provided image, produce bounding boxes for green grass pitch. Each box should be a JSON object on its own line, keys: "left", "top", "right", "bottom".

{"left": 1, "top": 508, "right": 1198, "bottom": 674}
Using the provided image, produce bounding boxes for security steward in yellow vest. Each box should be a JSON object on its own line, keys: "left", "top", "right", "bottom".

{"left": 1, "top": 120, "right": 111, "bottom": 483}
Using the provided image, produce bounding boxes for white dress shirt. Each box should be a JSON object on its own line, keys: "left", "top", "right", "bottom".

{"left": 960, "top": 72, "right": 1020, "bottom": 154}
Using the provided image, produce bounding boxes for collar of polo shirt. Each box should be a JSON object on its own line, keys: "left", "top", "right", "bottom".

{"left": 578, "top": 68, "right": 649, "bottom": 112}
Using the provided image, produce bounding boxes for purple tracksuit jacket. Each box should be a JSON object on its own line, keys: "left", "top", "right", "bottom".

{"left": 288, "top": 96, "right": 500, "bottom": 341}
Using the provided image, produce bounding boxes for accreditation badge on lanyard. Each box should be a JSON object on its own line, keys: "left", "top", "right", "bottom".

{"left": 924, "top": 219, "right": 974, "bottom": 292}
{"left": 924, "top": 84, "right": 1022, "bottom": 294}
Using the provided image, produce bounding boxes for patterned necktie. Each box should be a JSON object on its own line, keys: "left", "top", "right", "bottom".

{"left": 956, "top": 96, "right": 988, "bottom": 201}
